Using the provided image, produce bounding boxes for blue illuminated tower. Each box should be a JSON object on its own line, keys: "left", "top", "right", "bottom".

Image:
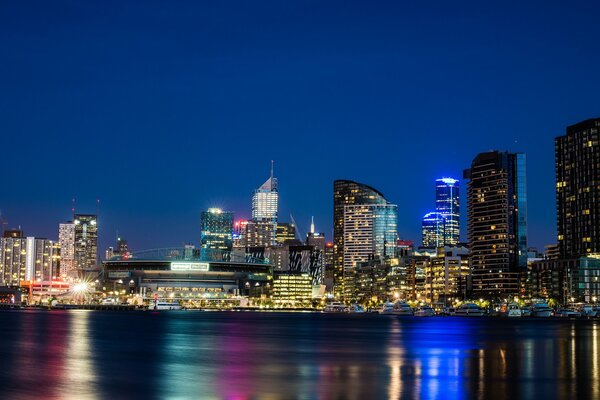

{"left": 435, "top": 177, "right": 460, "bottom": 245}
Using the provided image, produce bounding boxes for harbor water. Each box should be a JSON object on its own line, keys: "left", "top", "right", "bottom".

{"left": 0, "top": 310, "right": 599, "bottom": 399}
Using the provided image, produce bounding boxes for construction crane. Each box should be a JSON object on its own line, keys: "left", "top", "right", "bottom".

{"left": 289, "top": 214, "right": 305, "bottom": 243}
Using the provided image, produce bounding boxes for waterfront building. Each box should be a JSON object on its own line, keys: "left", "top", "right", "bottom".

{"left": 421, "top": 212, "right": 445, "bottom": 248}
{"left": 0, "top": 236, "right": 60, "bottom": 285}
{"left": 59, "top": 222, "right": 75, "bottom": 276}
{"left": 435, "top": 177, "right": 460, "bottom": 245}
{"left": 251, "top": 163, "right": 278, "bottom": 246}
{"left": 333, "top": 180, "right": 397, "bottom": 298}
{"left": 342, "top": 203, "right": 398, "bottom": 298}
{"left": 272, "top": 272, "right": 312, "bottom": 306}
{"left": 102, "top": 247, "right": 272, "bottom": 306}
{"left": 528, "top": 118, "right": 600, "bottom": 304}
{"left": 200, "top": 208, "right": 234, "bottom": 251}
{"left": 556, "top": 118, "right": 600, "bottom": 258}
{"left": 464, "top": 151, "right": 528, "bottom": 298}
{"left": 73, "top": 214, "right": 98, "bottom": 270}
{"left": 424, "top": 245, "right": 470, "bottom": 305}
{"left": 276, "top": 223, "right": 296, "bottom": 244}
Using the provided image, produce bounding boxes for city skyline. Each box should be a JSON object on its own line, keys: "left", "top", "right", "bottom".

{"left": 2, "top": 2, "right": 600, "bottom": 254}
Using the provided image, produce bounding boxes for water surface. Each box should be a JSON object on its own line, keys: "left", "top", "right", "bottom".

{"left": 0, "top": 310, "right": 598, "bottom": 399}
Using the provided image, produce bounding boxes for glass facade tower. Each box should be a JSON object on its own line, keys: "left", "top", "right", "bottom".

{"left": 435, "top": 177, "right": 460, "bottom": 245}
{"left": 333, "top": 180, "right": 398, "bottom": 298}
{"left": 251, "top": 165, "right": 278, "bottom": 246}
{"left": 421, "top": 212, "right": 445, "bottom": 247}
{"left": 464, "top": 151, "right": 527, "bottom": 297}
{"left": 200, "top": 208, "right": 234, "bottom": 251}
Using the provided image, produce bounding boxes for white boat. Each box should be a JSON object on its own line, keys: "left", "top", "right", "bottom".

{"left": 346, "top": 304, "right": 366, "bottom": 313}
{"left": 392, "top": 301, "right": 414, "bottom": 316}
{"left": 530, "top": 302, "right": 552, "bottom": 317}
{"left": 500, "top": 302, "right": 522, "bottom": 317}
{"left": 380, "top": 302, "right": 396, "bottom": 314}
{"left": 554, "top": 308, "right": 581, "bottom": 318}
{"left": 579, "top": 305, "right": 597, "bottom": 317}
{"left": 323, "top": 302, "right": 346, "bottom": 313}
{"left": 151, "top": 301, "right": 182, "bottom": 311}
{"left": 414, "top": 305, "right": 435, "bottom": 317}
{"left": 454, "top": 303, "right": 485, "bottom": 317}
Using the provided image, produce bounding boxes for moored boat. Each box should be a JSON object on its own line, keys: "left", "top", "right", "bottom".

{"left": 393, "top": 301, "right": 414, "bottom": 316}
{"left": 530, "top": 302, "right": 552, "bottom": 317}
{"left": 414, "top": 305, "right": 435, "bottom": 317}
{"left": 380, "top": 301, "right": 396, "bottom": 314}
{"left": 346, "top": 304, "right": 366, "bottom": 313}
{"left": 454, "top": 303, "right": 485, "bottom": 317}
{"left": 323, "top": 302, "right": 346, "bottom": 313}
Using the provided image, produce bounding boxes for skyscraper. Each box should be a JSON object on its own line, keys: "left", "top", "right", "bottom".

{"left": 421, "top": 212, "right": 445, "bottom": 247}
{"left": 464, "top": 151, "right": 527, "bottom": 297}
{"left": 73, "top": 214, "right": 98, "bottom": 270}
{"left": 556, "top": 118, "right": 600, "bottom": 258}
{"left": 333, "top": 180, "right": 398, "bottom": 297}
{"left": 435, "top": 177, "right": 460, "bottom": 245}
{"left": 58, "top": 222, "right": 75, "bottom": 276}
{"left": 200, "top": 208, "right": 234, "bottom": 251}
{"left": 251, "top": 162, "right": 278, "bottom": 246}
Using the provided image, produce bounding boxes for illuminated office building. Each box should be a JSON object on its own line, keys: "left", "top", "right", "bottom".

{"left": 251, "top": 163, "right": 278, "bottom": 246}
{"left": 421, "top": 212, "right": 445, "bottom": 247}
{"left": 424, "top": 245, "right": 470, "bottom": 304}
{"left": 333, "top": 180, "right": 397, "bottom": 297}
{"left": 435, "top": 177, "right": 460, "bottom": 245}
{"left": 464, "top": 151, "right": 527, "bottom": 297}
{"left": 73, "top": 214, "right": 98, "bottom": 270}
{"left": 200, "top": 208, "right": 234, "bottom": 251}
{"left": 59, "top": 222, "right": 75, "bottom": 276}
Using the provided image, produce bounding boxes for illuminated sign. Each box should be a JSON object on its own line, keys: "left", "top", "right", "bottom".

{"left": 108, "top": 271, "right": 131, "bottom": 278}
{"left": 170, "top": 262, "right": 210, "bottom": 271}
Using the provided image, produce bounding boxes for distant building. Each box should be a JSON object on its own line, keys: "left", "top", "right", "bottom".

{"left": 435, "top": 177, "right": 460, "bottom": 245}
{"left": 333, "top": 180, "right": 398, "bottom": 298}
{"left": 244, "top": 220, "right": 275, "bottom": 247}
{"left": 3, "top": 229, "right": 23, "bottom": 239}
{"left": 276, "top": 223, "right": 296, "bottom": 244}
{"left": 58, "top": 222, "right": 75, "bottom": 276}
{"left": 464, "top": 151, "right": 527, "bottom": 298}
{"left": 251, "top": 163, "right": 278, "bottom": 246}
{"left": 73, "top": 214, "right": 98, "bottom": 270}
{"left": 421, "top": 212, "right": 445, "bottom": 248}
{"left": 201, "top": 208, "right": 234, "bottom": 251}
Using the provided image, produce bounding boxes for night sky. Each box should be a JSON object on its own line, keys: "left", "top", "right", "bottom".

{"left": 1, "top": 1, "right": 599, "bottom": 255}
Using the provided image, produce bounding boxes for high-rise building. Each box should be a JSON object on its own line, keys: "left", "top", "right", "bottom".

{"left": 200, "top": 208, "right": 234, "bottom": 251}
{"left": 333, "top": 180, "right": 398, "bottom": 298}
{"left": 556, "top": 118, "right": 600, "bottom": 258}
{"left": 58, "top": 222, "right": 75, "bottom": 277}
{"left": 421, "top": 212, "right": 445, "bottom": 247}
{"left": 435, "top": 177, "right": 460, "bottom": 245}
{"left": 0, "top": 236, "right": 60, "bottom": 285}
{"left": 464, "top": 151, "right": 527, "bottom": 297}
{"left": 73, "top": 214, "right": 98, "bottom": 270}
{"left": 251, "top": 163, "right": 278, "bottom": 246}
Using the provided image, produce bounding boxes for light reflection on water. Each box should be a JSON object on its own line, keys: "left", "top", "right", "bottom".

{"left": 0, "top": 311, "right": 599, "bottom": 399}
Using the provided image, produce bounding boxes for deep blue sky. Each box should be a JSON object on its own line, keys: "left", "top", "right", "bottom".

{"left": 1, "top": 1, "right": 599, "bottom": 255}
